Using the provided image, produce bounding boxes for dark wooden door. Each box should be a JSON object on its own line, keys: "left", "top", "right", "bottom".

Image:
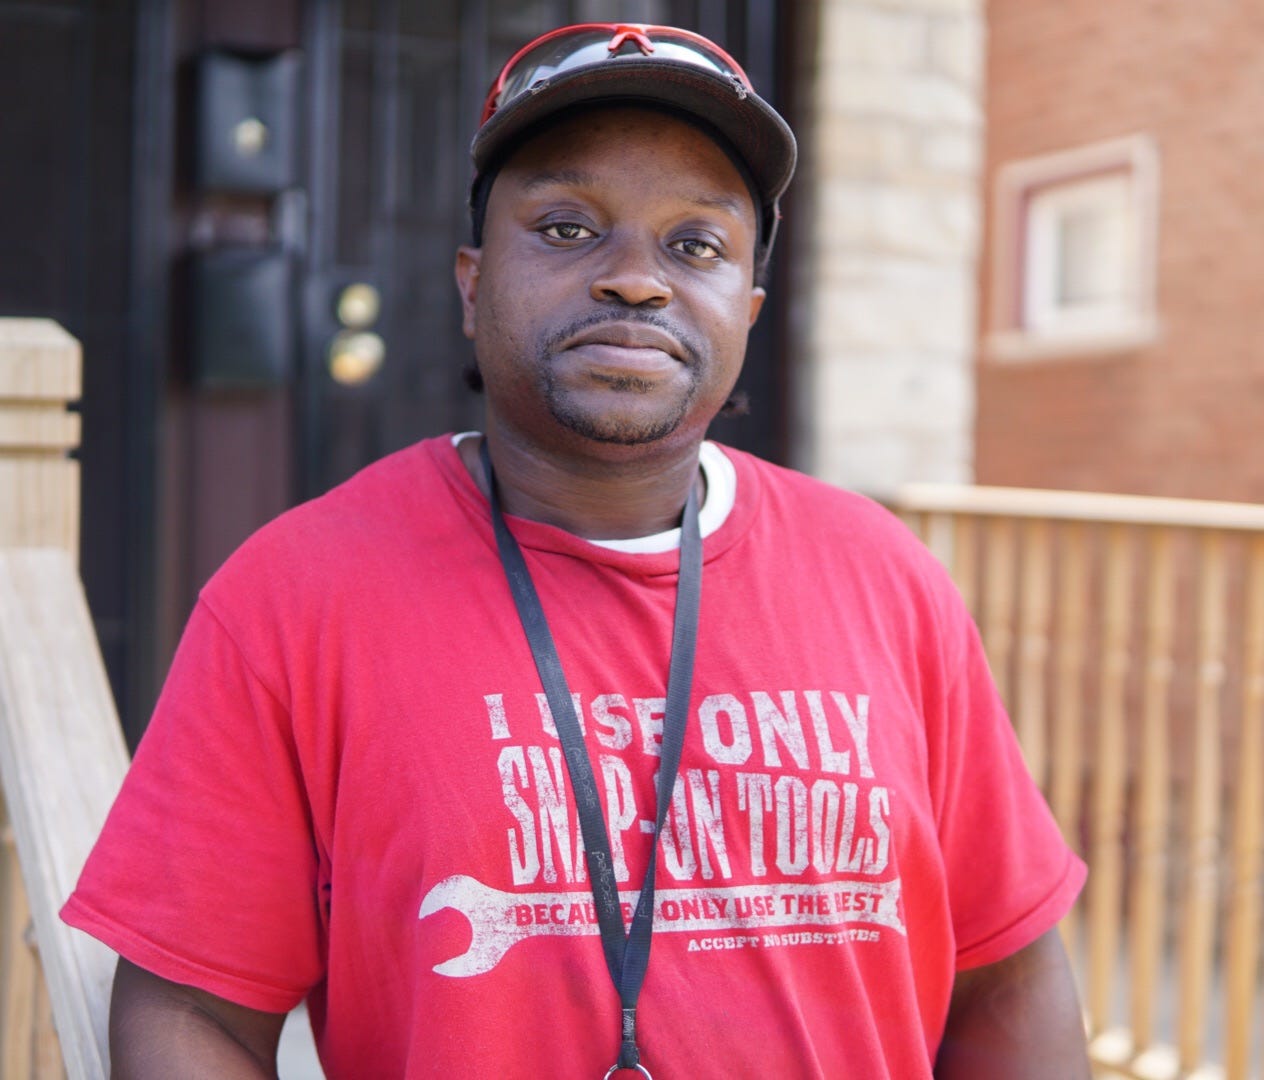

{"left": 298, "top": 0, "right": 786, "bottom": 498}
{"left": 0, "top": 0, "right": 145, "bottom": 724}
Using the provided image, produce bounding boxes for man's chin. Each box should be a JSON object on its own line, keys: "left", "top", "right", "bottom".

{"left": 547, "top": 396, "right": 691, "bottom": 447}
{"left": 554, "top": 411, "right": 684, "bottom": 446}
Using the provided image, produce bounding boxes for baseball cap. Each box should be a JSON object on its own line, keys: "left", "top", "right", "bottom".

{"left": 469, "top": 23, "right": 797, "bottom": 259}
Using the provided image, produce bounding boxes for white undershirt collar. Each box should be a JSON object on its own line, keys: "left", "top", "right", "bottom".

{"left": 452, "top": 432, "right": 736, "bottom": 553}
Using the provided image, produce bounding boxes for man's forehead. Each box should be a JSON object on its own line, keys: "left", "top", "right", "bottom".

{"left": 496, "top": 104, "right": 762, "bottom": 220}
{"left": 512, "top": 164, "right": 753, "bottom": 218}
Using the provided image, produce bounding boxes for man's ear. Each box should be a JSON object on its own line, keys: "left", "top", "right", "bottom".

{"left": 454, "top": 246, "right": 482, "bottom": 340}
{"left": 748, "top": 286, "right": 766, "bottom": 327}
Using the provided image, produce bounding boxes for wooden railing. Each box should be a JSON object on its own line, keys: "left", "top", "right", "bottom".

{"left": 894, "top": 483, "right": 1264, "bottom": 1080}
{"left": 0, "top": 320, "right": 128, "bottom": 1079}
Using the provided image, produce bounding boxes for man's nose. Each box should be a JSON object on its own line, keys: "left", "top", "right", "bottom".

{"left": 589, "top": 230, "right": 672, "bottom": 307}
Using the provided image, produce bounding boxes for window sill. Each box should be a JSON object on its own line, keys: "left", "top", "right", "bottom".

{"left": 984, "top": 318, "right": 1160, "bottom": 363}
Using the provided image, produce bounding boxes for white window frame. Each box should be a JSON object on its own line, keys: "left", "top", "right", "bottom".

{"left": 987, "top": 134, "right": 1160, "bottom": 362}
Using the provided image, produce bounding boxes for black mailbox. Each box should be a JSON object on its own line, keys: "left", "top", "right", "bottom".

{"left": 194, "top": 49, "right": 301, "bottom": 194}
{"left": 189, "top": 248, "right": 294, "bottom": 389}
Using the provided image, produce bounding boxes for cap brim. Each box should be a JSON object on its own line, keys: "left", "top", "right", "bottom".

{"left": 471, "top": 59, "right": 797, "bottom": 218}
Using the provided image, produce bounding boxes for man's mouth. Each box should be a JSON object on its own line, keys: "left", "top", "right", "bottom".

{"left": 559, "top": 322, "right": 687, "bottom": 377}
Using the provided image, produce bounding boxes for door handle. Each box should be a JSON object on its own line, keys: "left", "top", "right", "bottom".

{"left": 336, "top": 282, "right": 380, "bottom": 328}
{"left": 327, "top": 329, "right": 384, "bottom": 385}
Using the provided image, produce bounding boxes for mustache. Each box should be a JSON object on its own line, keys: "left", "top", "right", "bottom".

{"left": 543, "top": 310, "right": 704, "bottom": 366}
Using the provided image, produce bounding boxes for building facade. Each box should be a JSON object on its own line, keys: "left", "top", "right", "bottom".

{"left": 975, "top": 0, "right": 1264, "bottom": 502}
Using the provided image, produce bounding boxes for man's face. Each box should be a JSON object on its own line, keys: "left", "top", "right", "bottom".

{"left": 455, "top": 106, "right": 766, "bottom": 457}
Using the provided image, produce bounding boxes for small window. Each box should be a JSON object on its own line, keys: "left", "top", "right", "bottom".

{"left": 988, "top": 135, "right": 1159, "bottom": 361}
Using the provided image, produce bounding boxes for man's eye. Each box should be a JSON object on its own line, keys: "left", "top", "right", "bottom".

{"left": 541, "top": 222, "right": 594, "bottom": 241}
{"left": 673, "top": 237, "right": 721, "bottom": 260}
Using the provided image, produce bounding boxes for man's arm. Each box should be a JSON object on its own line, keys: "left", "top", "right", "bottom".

{"left": 934, "top": 927, "right": 1090, "bottom": 1080}
{"left": 109, "top": 958, "right": 286, "bottom": 1079}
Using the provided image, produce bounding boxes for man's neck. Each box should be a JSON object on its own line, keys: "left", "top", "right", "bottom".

{"left": 457, "top": 431, "right": 706, "bottom": 541}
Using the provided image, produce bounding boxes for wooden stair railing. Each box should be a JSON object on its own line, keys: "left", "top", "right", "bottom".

{"left": 894, "top": 483, "right": 1264, "bottom": 1080}
{"left": 0, "top": 320, "right": 128, "bottom": 1079}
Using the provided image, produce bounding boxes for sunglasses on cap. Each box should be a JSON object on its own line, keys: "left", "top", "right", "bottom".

{"left": 480, "top": 23, "right": 754, "bottom": 125}
{"left": 469, "top": 22, "right": 796, "bottom": 262}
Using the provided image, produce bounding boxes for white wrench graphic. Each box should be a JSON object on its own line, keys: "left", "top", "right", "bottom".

{"left": 418, "top": 875, "right": 904, "bottom": 976}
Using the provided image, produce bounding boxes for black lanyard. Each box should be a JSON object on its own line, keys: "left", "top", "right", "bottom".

{"left": 480, "top": 440, "right": 702, "bottom": 1079}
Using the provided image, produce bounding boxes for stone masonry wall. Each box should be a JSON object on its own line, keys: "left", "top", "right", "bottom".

{"left": 788, "top": 0, "right": 985, "bottom": 495}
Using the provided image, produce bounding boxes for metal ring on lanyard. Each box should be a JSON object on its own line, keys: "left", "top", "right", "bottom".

{"left": 604, "top": 1065, "right": 653, "bottom": 1080}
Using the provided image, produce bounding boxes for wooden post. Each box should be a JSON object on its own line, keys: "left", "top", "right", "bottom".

{"left": 0, "top": 320, "right": 81, "bottom": 559}
{"left": 0, "top": 318, "right": 124, "bottom": 1079}
{"left": 0, "top": 320, "right": 82, "bottom": 1079}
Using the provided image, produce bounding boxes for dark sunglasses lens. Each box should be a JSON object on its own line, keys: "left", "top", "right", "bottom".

{"left": 494, "top": 31, "right": 742, "bottom": 114}
{"left": 498, "top": 33, "right": 619, "bottom": 104}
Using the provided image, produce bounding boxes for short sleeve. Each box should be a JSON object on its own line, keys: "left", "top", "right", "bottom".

{"left": 925, "top": 581, "right": 1087, "bottom": 971}
{"left": 61, "top": 600, "right": 323, "bottom": 1012}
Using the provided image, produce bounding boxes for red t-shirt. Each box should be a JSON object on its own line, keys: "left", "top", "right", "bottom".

{"left": 63, "top": 436, "right": 1085, "bottom": 1077}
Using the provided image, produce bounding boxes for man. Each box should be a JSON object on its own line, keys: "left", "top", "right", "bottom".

{"left": 64, "top": 23, "right": 1089, "bottom": 1078}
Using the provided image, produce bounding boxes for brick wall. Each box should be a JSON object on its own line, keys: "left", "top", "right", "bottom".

{"left": 977, "top": 0, "right": 1264, "bottom": 502}
{"left": 789, "top": 0, "right": 986, "bottom": 495}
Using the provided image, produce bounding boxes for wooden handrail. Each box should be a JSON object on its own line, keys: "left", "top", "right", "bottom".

{"left": 893, "top": 483, "right": 1264, "bottom": 1080}
{"left": 899, "top": 481, "right": 1264, "bottom": 532}
{"left": 0, "top": 551, "right": 127, "bottom": 1079}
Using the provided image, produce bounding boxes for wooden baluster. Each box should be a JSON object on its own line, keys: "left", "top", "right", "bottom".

{"left": 921, "top": 511, "right": 955, "bottom": 572}
{"left": 1127, "top": 527, "right": 1175, "bottom": 1058}
{"left": 0, "top": 816, "right": 66, "bottom": 1080}
{"left": 983, "top": 517, "right": 1017, "bottom": 707}
{"left": 1050, "top": 523, "right": 1088, "bottom": 959}
{"left": 0, "top": 817, "right": 35, "bottom": 1078}
{"left": 1177, "top": 531, "right": 1227, "bottom": 1069}
{"left": 1223, "top": 535, "right": 1263, "bottom": 1080}
{"left": 897, "top": 508, "right": 927, "bottom": 543}
{"left": 952, "top": 515, "right": 978, "bottom": 618}
{"left": 34, "top": 984, "right": 65, "bottom": 1080}
{"left": 1087, "top": 525, "right": 1132, "bottom": 1039}
{"left": 1016, "top": 519, "right": 1052, "bottom": 787}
